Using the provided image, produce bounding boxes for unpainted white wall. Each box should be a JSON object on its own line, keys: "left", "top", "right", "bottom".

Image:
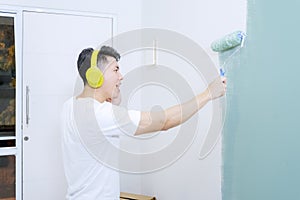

{"left": 0, "top": 0, "right": 142, "bottom": 34}
{"left": 141, "top": 0, "right": 247, "bottom": 64}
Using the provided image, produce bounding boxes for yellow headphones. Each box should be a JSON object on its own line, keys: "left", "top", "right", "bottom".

{"left": 85, "top": 50, "right": 104, "bottom": 88}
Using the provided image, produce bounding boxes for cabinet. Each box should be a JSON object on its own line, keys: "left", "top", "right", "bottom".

{"left": 22, "top": 10, "right": 113, "bottom": 200}
{"left": 1, "top": 8, "right": 114, "bottom": 200}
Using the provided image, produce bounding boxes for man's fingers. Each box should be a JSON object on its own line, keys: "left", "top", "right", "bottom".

{"left": 221, "top": 76, "right": 227, "bottom": 84}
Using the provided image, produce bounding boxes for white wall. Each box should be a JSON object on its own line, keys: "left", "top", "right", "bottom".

{"left": 0, "top": 0, "right": 142, "bottom": 34}
{"left": 137, "top": 0, "right": 247, "bottom": 199}
{"left": 141, "top": 0, "right": 247, "bottom": 47}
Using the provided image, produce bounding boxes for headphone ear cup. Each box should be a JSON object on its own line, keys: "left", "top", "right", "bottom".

{"left": 86, "top": 67, "right": 104, "bottom": 88}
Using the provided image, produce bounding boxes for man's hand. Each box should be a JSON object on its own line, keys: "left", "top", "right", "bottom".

{"left": 205, "top": 76, "right": 227, "bottom": 100}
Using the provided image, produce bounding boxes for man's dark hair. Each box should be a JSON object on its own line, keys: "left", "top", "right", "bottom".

{"left": 77, "top": 46, "right": 121, "bottom": 85}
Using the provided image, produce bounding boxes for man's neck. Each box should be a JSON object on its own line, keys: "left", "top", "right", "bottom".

{"left": 76, "top": 86, "right": 107, "bottom": 103}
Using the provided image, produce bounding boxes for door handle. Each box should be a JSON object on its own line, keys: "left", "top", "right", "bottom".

{"left": 26, "top": 86, "right": 30, "bottom": 126}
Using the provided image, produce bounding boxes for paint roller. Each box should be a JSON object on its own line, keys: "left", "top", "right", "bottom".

{"left": 198, "top": 30, "right": 246, "bottom": 160}
{"left": 211, "top": 30, "right": 246, "bottom": 52}
{"left": 211, "top": 30, "right": 246, "bottom": 76}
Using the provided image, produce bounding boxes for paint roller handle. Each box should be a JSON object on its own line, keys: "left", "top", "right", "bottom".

{"left": 220, "top": 68, "right": 225, "bottom": 76}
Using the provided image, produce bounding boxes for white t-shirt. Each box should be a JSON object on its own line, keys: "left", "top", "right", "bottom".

{"left": 61, "top": 97, "right": 140, "bottom": 200}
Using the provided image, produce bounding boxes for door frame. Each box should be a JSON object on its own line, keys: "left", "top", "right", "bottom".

{"left": 0, "top": 9, "right": 23, "bottom": 200}
{"left": 0, "top": 4, "right": 117, "bottom": 200}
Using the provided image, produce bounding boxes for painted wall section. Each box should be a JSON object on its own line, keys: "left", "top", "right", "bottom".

{"left": 222, "top": 0, "right": 300, "bottom": 199}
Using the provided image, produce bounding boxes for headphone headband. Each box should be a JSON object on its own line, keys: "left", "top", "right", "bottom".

{"left": 91, "top": 50, "right": 99, "bottom": 68}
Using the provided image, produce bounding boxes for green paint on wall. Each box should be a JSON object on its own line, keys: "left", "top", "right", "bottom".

{"left": 222, "top": 0, "right": 300, "bottom": 199}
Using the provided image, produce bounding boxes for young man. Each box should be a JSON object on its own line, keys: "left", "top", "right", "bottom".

{"left": 61, "top": 46, "right": 226, "bottom": 200}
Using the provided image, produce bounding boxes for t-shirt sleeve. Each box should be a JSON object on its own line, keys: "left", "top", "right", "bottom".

{"left": 128, "top": 110, "right": 141, "bottom": 128}
{"left": 94, "top": 102, "right": 141, "bottom": 137}
{"left": 112, "top": 106, "right": 141, "bottom": 137}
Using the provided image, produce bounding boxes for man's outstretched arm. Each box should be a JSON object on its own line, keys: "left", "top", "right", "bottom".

{"left": 135, "top": 77, "right": 226, "bottom": 135}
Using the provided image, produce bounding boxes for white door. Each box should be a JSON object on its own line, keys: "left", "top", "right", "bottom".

{"left": 22, "top": 10, "right": 113, "bottom": 200}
